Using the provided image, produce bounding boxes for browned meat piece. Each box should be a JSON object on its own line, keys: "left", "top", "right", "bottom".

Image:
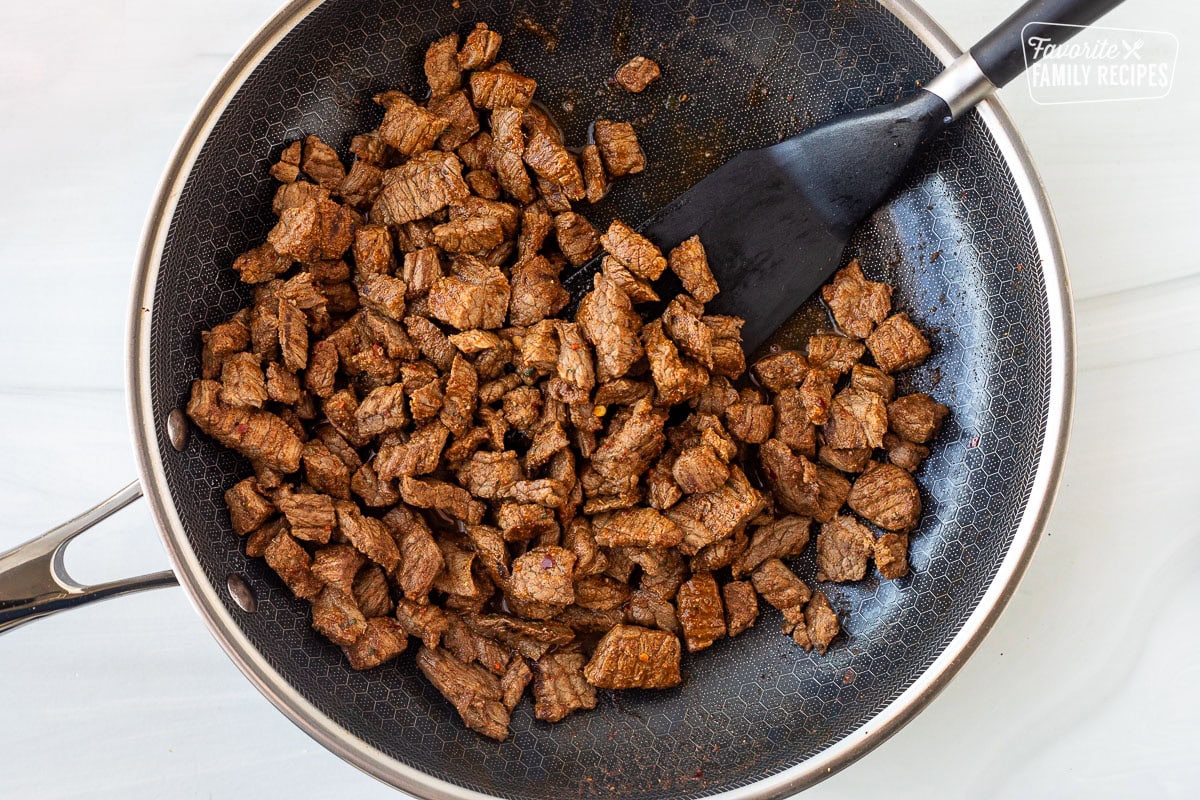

{"left": 375, "top": 420, "right": 449, "bottom": 479}
{"left": 819, "top": 444, "right": 872, "bottom": 474}
{"left": 457, "top": 132, "right": 496, "bottom": 172}
{"left": 311, "top": 544, "right": 365, "bottom": 595}
{"left": 532, "top": 651, "right": 596, "bottom": 722}
{"left": 820, "top": 260, "right": 892, "bottom": 339}
{"left": 301, "top": 340, "right": 335, "bottom": 399}
{"left": 442, "top": 426, "right": 489, "bottom": 467}
{"left": 887, "top": 393, "right": 949, "bottom": 443}
{"left": 643, "top": 320, "right": 708, "bottom": 405}
{"left": 272, "top": 180, "right": 327, "bottom": 216}
{"left": 724, "top": 401, "right": 774, "bottom": 444}
{"left": 449, "top": 329, "right": 502, "bottom": 355}
{"left": 469, "top": 70, "right": 537, "bottom": 109}
{"left": 354, "top": 383, "right": 407, "bottom": 436}
{"left": 466, "top": 169, "right": 500, "bottom": 199}
{"left": 416, "top": 646, "right": 510, "bottom": 741}
{"left": 600, "top": 220, "right": 665, "bottom": 280}
{"left": 672, "top": 445, "right": 729, "bottom": 494}
{"left": 495, "top": 150, "right": 535, "bottom": 204}
{"left": 358, "top": 275, "right": 408, "bottom": 322}
{"left": 799, "top": 368, "right": 836, "bottom": 425}
{"left": 584, "top": 624, "right": 681, "bottom": 689}
{"left": 593, "top": 378, "right": 652, "bottom": 407}
{"left": 807, "top": 334, "right": 866, "bottom": 375}
{"left": 429, "top": 90, "right": 479, "bottom": 150}
{"left": 732, "top": 515, "right": 811, "bottom": 578}
{"left": 401, "top": 476, "right": 485, "bottom": 523}
{"left": 773, "top": 387, "right": 816, "bottom": 456}
{"left": 694, "top": 376, "right": 739, "bottom": 416}
{"left": 666, "top": 466, "right": 766, "bottom": 555}
{"left": 432, "top": 539, "right": 480, "bottom": 599}
{"left": 561, "top": 517, "right": 606, "bottom": 576}
{"left": 709, "top": 338, "right": 747, "bottom": 380}
{"left": 576, "top": 273, "right": 644, "bottom": 383}
{"left": 439, "top": 354, "right": 478, "bottom": 436}
{"left": 523, "top": 131, "right": 584, "bottom": 200}
{"left": 339, "top": 159, "right": 384, "bottom": 208}
{"left": 187, "top": 380, "right": 303, "bottom": 472}
{"left": 689, "top": 528, "right": 747, "bottom": 572}
{"left": 264, "top": 530, "right": 323, "bottom": 599}
{"left": 496, "top": 659, "right": 529, "bottom": 711}
{"left": 443, "top": 614, "right": 512, "bottom": 673}
{"left": 600, "top": 255, "right": 659, "bottom": 303}
{"left": 244, "top": 517, "right": 286, "bottom": 558}
{"left": 405, "top": 315, "right": 456, "bottom": 371}
{"left": 334, "top": 501, "right": 401, "bottom": 571}
{"left": 268, "top": 193, "right": 356, "bottom": 262}
{"left": 588, "top": 398, "right": 667, "bottom": 489}
{"left": 457, "top": 22, "right": 502, "bottom": 69}
{"left": 395, "top": 599, "right": 448, "bottom": 649}
{"left": 348, "top": 131, "right": 389, "bottom": 166}
{"left": 815, "top": 515, "right": 874, "bottom": 582}
{"left": 428, "top": 256, "right": 511, "bottom": 330}
{"left": 759, "top": 439, "right": 819, "bottom": 516}
{"left": 498, "top": 503, "right": 559, "bottom": 543}
{"left": 466, "top": 614, "right": 574, "bottom": 661}
{"left": 753, "top": 351, "right": 809, "bottom": 392}
{"left": 342, "top": 617, "right": 407, "bottom": 670}
{"left": 225, "top": 477, "right": 274, "bottom": 535}
{"left": 750, "top": 558, "right": 811, "bottom": 611}
{"left": 676, "top": 572, "right": 726, "bottom": 652}
{"left": 554, "top": 321, "right": 595, "bottom": 391}
{"left": 515, "top": 199, "right": 551, "bottom": 259}
{"left": 395, "top": 220, "right": 437, "bottom": 252}
{"left": 553, "top": 212, "right": 600, "bottom": 266}
{"left": 507, "top": 546, "right": 576, "bottom": 614}
{"left": 661, "top": 296, "right": 713, "bottom": 369}
{"left": 722, "top": 581, "right": 758, "bottom": 638}
{"left": 847, "top": 461, "right": 922, "bottom": 532}
{"left": 593, "top": 120, "right": 645, "bottom": 177}
{"left": 526, "top": 419, "right": 568, "bottom": 471}
{"left": 352, "top": 224, "right": 395, "bottom": 282}
{"left": 233, "top": 241, "right": 292, "bottom": 284}
{"left": 276, "top": 299, "right": 308, "bottom": 372}
{"left": 276, "top": 493, "right": 336, "bottom": 544}
{"left": 849, "top": 363, "right": 896, "bottom": 401}
{"left": 663, "top": 235, "right": 715, "bottom": 303}
{"left": 409, "top": 379, "right": 446, "bottom": 425}
{"left": 579, "top": 144, "right": 608, "bottom": 203}
{"left": 351, "top": 462, "right": 399, "bottom": 507}
{"left": 353, "top": 565, "right": 394, "bottom": 618}
{"left": 424, "top": 33, "right": 462, "bottom": 96}
{"left": 311, "top": 586, "right": 367, "bottom": 646}
{"left": 807, "top": 464, "right": 850, "bottom": 524}
{"left": 431, "top": 217, "right": 503, "bottom": 253}
{"left": 501, "top": 385, "right": 542, "bottom": 429}
{"left": 456, "top": 450, "right": 522, "bottom": 499}
{"left": 824, "top": 388, "right": 888, "bottom": 450}
{"left": 374, "top": 151, "right": 469, "bottom": 225}
{"left": 381, "top": 507, "right": 443, "bottom": 601}
{"left": 378, "top": 94, "right": 450, "bottom": 156}
{"left": 301, "top": 135, "right": 346, "bottom": 190}
{"left": 219, "top": 352, "right": 267, "bottom": 409}
{"left": 503, "top": 254, "right": 567, "bottom": 327}
{"left": 250, "top": 303, "right": 280, "bottom": 363}
{"left": 622, "top": 590, "right": 678, "bottom": 635}
{"left": 866, "top": 313, "right": 932, "bottom": 373}
{"left": 593, "top": 507, "right": 682, "bottom": 548}
{"left": 315, "top": 424, "right": 363, "bottom": 472}
{"left": 804, "top": 591, "right": 840, "bottom": 654}
{"left": 875, "top": 531, "right": 909, "bottom": 579}
{"left": 884, "top": 433, "right": 930, "bottom": 473}
{"left": 615, "top": 55, "right": 661, "bottom": 93}
{"left": 269, "top": 140, "right": 302, "bottom": 183}
{"left": 573, "top": 575, "right": 631, "bottom": 611}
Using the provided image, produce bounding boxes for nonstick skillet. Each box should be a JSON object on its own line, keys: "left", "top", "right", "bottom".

{"left": 0, "top": 1, "right": 1073, "bottom": 797}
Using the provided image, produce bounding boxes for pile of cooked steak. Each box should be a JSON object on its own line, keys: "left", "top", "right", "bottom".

{"left": 187, "top": 23, "right": 948, "bottom": 741}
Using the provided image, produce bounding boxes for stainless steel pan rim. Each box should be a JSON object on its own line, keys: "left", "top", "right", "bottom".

{"left": 126, "top": 0, "right": 1075, "bottom": 796}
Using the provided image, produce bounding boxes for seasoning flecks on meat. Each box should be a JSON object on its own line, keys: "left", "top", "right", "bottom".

{"left": 577, "top": 272, "right": 644, "bottom": 383}
{"left": 887, "top": 393, "right": 950, "bottom": 443}
{"left": 554, "top": 212, "right": 600, "bottom": 266}
{"left": 724, "top": 400, "right": 774, "bottom": 444}
{"left": 225, "top": 477, "right": 275, "bottom": 535}
{"left": 457, "top": 22, "right": 503, "bottom": 70}
{"left": 676, "top": 572, "right": 726, "bottom": 652}
{"left": 469, "top": 69, "right": 537, "bottom": 109}
{"left": 524, "top": 131, "right": 585, "bottom": 200}
{"left": 667, "top": 466, "right": 766, "bottom": 555}
{"left": 849, "top": 363, "right": 896, "bottom": 401}
{"left": 311, "top": 544, "right": 365, "bottom": 595}
{"left": 432, "top": 216, "right": 504, "bottom": 253}
{"left": 268, "top": 193, "right": 356, "bottom": 263}
{"left": 583, "top": 624, "right": 682, "bottom": 689}
{"left": 417, "top": 646, "right": 511, "bottom": 741}
{"left": 594, "top": 507, "right": 683, "bottom": 548}
{"left": 580, "top": 144, "right": 608, "bottom": 203}
{"left": 269, "top": 140, "right": 302, "bottom": 183}
{"left": 509, "top": 254, "right": 569, "bottom": 326}
{"left": 334, "top": 500, "right": 401, "bottom": 572}
{"left": 506, "top": 545, "right": 576, "bottom": 614}
{"left": 773, "top": 387, "right": 816, "bottom": 456}
{"left": 799, "top": 368, "right": 836, "bottom": 426}
{"left": 374, "top": 150, "right": 469, "bottom": 225}
{"left": 866, "top": 313, "right": 932, "bottom": 373}
{"left": 400, "top": 476, "right": 485, "bottom": 525}
{"left": 667, "top": 235, "right": 719, "bottom": 303}
{"left": 425, "top": 33, "right": 462, "bottom": 96}
{"left": 816, "top": 515, "right": 874, "bottom": 582}
{"left": 847, "top": 461, "right": 922, "bottom": 532}
{"left": 600, "top": 220, "right": 665, "bottom": 280}
{"left": 722, "top": 581, "right": 758, "bottom": 638}
{"left": 820, "top": 260, "right": 893, "bottom": 339}
{"left": 352, "top": 224, "right": 395, "bottom": 282}
{"left": 661, "top": 296, "right": 714, "bottom": 370}
{"left": 187, "top": 380, "right": 303, "bottom": 472}
{"left": 884, "top": 433, "right": 930, "bottom": 473}
{"left": 601, "top": 255, "right": 659, "bottom": 303}
{"left": 219, "top": 352, "right": 267, "bottom": 409}
{"left": 533, "top": 651, "right": 597, "bottom": 722}
{"left": 643, "top": 320, "right": 709, "bottom": 405}
{"left": 614, "top": 55, "right": 662, "bottom": 93}
{"left": 342, "top": 617, "right": 408, "bottom": 670}
{"left": 593, "top": 120, "right": 646, "bottom": 177}
{"left": 752, "top": 351, "right": 809, "bottom": 393}
{"left": 750, "top": 558, "right": 811, "bottom": 612}
{"left": 875, "top": 532, "right": 909, "bottom": 579}
{"left": 672, "top": 445, "right": 729, "bottom": 495}
{"left": 311, "top": 585, "right": 368, "bottom": 646}
{"left": 759, "top": 438, "right": 819, "bottom": 516}
{"left": 233, "top": 241, "right": 292, "bottom": 284}
{"left": 276, "top": 492, "right": 336, "bottom": 544}
{"left": 807, "top": 335, "right": 866, "bottom": 376}
{"left": 428, "top": 256, "right": 511, "bottom": 330}
{"left": 732, "top": 515, "right": 811, "bottom": 578}
{"left": 379, "top": 93, "right": 450, "bottom": 156}
{"left": 803, "top": 591, "right": 840, "bottom": 654}
{"left": 823, "top": 387, "right": 888, "bottom": 450}
{"left": 355, "top": 383, "right": 408, "bottom": 436}
{"left": 353, "top": 565, "right": 395, "bottom": 618}
{"left": 301, "top": 135, "right": 347, "bottom": 190}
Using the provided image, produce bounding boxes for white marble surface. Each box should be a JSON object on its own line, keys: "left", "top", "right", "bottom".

{"left": 1, "top": 1, "right": 1197, "bottom": 798}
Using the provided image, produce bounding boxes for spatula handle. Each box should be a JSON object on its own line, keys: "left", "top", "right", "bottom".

{"left": 970, "top": 0, "right": 1125, "bottom": 88}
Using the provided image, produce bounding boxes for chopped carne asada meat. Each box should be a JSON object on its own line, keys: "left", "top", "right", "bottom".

{"left": 866, "top": 313, "right": 932, "bottom": 373}
{"left": 583, "top": 625, "right": 682, "bottom": 689}
{"left": 847, "top": 461, "right": 922, "bottom": 532}
{"left": 593, "top": 120, "right": 646, "bottom": 177}
{"left": 615, "top": 56, "right": 662, "bottom": 93}
{"left": 820, "top": 260, "right": 892, "bottom": 339}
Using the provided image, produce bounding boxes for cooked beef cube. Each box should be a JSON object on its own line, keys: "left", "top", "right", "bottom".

{"left": 417, "top": 646, "right": 510, "bottom": 741}
{"left": 643, "top": 320, "right": 708, "bottom": 405}
{"left": 401, "top": 476, "right": 485, "bottom": 523}
{"left": 593, "top": 507, "right": 683, "bottom": 548}
{"left": 264, "top": 530, "right": 323, "bottom": 599}
{"left": 275, "top": 299, "right": 308, "bottom": 373}
{"left": 394, "top": 599, "right": 448, "bottom": 649}
{"left": 554, "top": 212, "right": 600, "bottom": 266}
{"left": 442, "top": 426, "right": 489, "bottom": 467}
{"left": 339, "top": 159, "right": 384, "bottom": 208}
{"left": 724, "top": 401, "right": 773, "bottom": 444}
{"left": 456, "top": 450, "right": 522, "bottom": 499}
{"left": 395, "top": 220, "right": 437, "bottom": 252}
{"left": 376, "top": 420, "right": 449, "bottom": 479}
{"left": 578, "top": 143, "right": 609, "bottom": 203}
{"left": 750, "top": 558, "right": 811, "bottom": 611}
{"left": 721, "top": 581, "right": 758, "bottom": 638}
{"left": 619, "top": 590, "right": 676, "bottom": 635}
{"left": 753, "top": 351, "right": 809, "bottom": 392}
{"left": 818, "top": 444, "right": 872, "bottom": 474}
{"left": 772, "top": 387, "right": 816, "bottom": 456}
{"left": 583, "top": 624, "right": 681, "bottom": 689}
{"left": 244, "top": 517, "right": 286, "bottom": 558}
{"left": 361, "top": 310, "right": 418, "bottom": 360}
{"left": 815, "top": 515, "right": 874, "bottom": 582}
{"left": 225, "top": 477, "right": 275, "bottom": 535}
{"left": 820, "top": 260, "right": 892, "bottom": 339}
{"left": 569, "top": 575, "right": 629, "bottom": 611}
{"left": 457, "top": 132, "right": 496, "bottom": 172}
{"left": 323, "top": 390, "right": 370, "bottom": 447}
{"left": 315, "top": 424, "right": 363, "bottom": 472}
{"left": 311, "top": 586, "right": 367, "bottom": 646}
{"left": 532, "top": 651, "right": 597, "bottom": 722}
{"left": 872, "top": 532, "right": 909, "bottom": 580}
{"left": 666, "top": 466, "right": 766, "bottom": 555}
{"left": 303, "top": 258, "right": 350, "bottom": 284}
{"left": 672, "top": 445, "right": 729, "bottom": 495}
{"left": 693, "top": 376, "right": 739, "bottom": 417}
{"left": 513, "top": 199, "right": 550, "bottom": 259}
{"left": 466, "top": 614, "right": 575, "bottom": 661}
{"left": 378, "top": 94, "right": 450, "bottom": 156}
{"left": 432, "top": 538, "right": 480, "bottom": 598}
{"left": 600, "top": 220, "right": 665, "bottom": 280}
{"left": 523, "top": 103, "right": 562, "bottom": 144}
{"left": 268, "top": 193, "right": 356, "bottom": 262}
{"left": 439, "top": 354, "right": 478, "bottom": 435}
{"left": 404, "top": 315, "right": 456, "bottom": 371}
{"left": 799, "top": 368, "right": 836, "bottom": 425}
{"left": 349, "top": 131, "right": 390, "bottom": 166}
{"left": 428, "top": 256, "right": 511, "bottom": 330}
{"left": 458, "top": 22, "right": 503, "bottom": 69}
{"left": 887, "top": 393, "right": 949, "bottom": 443}
{"left": 355, "top": 383, "right": 407, "bottom": 436}
{"left": 849, "top": 363, "right": 895, "bottom": 401}
{"left": 272, "top": 180, "right": 327, "bottom": 216}
{"left": 689, "top": 528, "right": 747, "bottom": 572}
{"left": 353, "top": 565, "right": 394, "bottom": 618}
{"left": 383, "top": 507, "right": 444, "bottom": 600}
{"left": 301, "top": 135, "right": 346, "bottom": 190}
{"left": 352, "top": 224, "right": 395, "bottom": 282}
{"left": 497, "top": 503, "right": 559, "bottom": 543}
{"left": 526, "top": 419, "right": 568, "bottom": 471}
{"left": 311, "top": 544, "right": 366, "bottom": 595}
{"left": 443, "top": 614, "right": 512, "bottom": 673}
{"left": 759, "top": 439, "right": 819, "bottom": 516}
{"left": 803, "top": 591, "right": 840, "bottom": 654}
{"left": 503, "top": 253, "right": 567, "bottom": 327}
{"left": 866, "top": 313, "right": 932, "bottom": 373}
{"left": 577, "top": 273, "right": 644, "bottom": 383}
{"left": 250, "top": 302, "right": 280, "bottom": 362}
{"left": 561, "top": 517, "right": 606, "bottom": 576}
{"left": 593, "top": 120, "right": 645, "bottom": 177}
{"left": 270, "top": 140, "right": 302, "bottom": 183}
{"left": 350, "top": 461, "right": 400, "bottom": 507}
{"left": 466, "top": 169, "right": 501, "bottom": 199}
{"left": 276, "top": 492, "right": 336, "bottom": 544}
{"left": 342, "top": 617, "right": 407, "bottom": 670}
{"left": 884, "top": 433, "right": 930, "bottom": 473}
{"left": 824, "top": 388, "right": 888, "bottom": 450}
{"left": 233, "top": 241, "right": 292, "bottom": 284}
{"left": 507, "top": 545, "right": 576, "bottom": 614}
{"left": 187, "top": 380, "right": 303, "bottom": 472}
{"left": 523, "top": 131, "right": 584, "bottom": 200}
{"left": 495, "top": 150, "right": 536, "bottom": 204}
{"left": 505, "top": 478, "right": 569, "bottom": 508}
{"left": 449, "top": 329, "right": 502, "bottom": 355}
{"left": 502, "top": 384, "right": 542, "bottom": 429}
{"left": 334, "top": 500, "right": 402, "bottom": 571}
{"left": 593, "top": 378, "right": 652, "bottom": 407}
{"left": 431, "top": 216, "right": 504, "bottom": 254}
{"left": 663, "top": 235, "right": 716, "bottom": 303}
{"left": 425, "top": 32, "right": 462, "bottom": 96}
{"left": 374, "top": 150, "right": 469, "bottom": 225}
{"left": 847, "top": 461, "right": 922, "bottom": 532}
{"left": 469, "top": 69, "right": 537, "bottom": 109}
{"left": 614, "top": 55, "right": 661, "bottom": 93}
{"left": 661, "top": 296, "right": 713, "bottom": 369}
{"left": 806, "top": 464, "right": 849, "bottom": 524}
{"left": 807, "top": 334, "right": 866, "bottom": 375}
{"left": 595, "top": 258, "right": 656, "bottom": 307}
{"left": 588, "top": 398, "right": 667, "bottom": 491}
{"left": 732, "top": 515, "right": 811, "bottom": 578}
{"left": 554, "top": 321, "right": 595, "bottom": 390}
{"left": 428, "top": 90, "right": 479, "bottom": 150}
{"left": 219, "top": 352, "right": 267, "bottom": 410}
{"left": 676, "top": 572, "right": 726, "bottom": 653}
{"left": 358, "top": 274, "right": 408, "bottom": 321}
{"left": 709, "top": 338, "right": 747, "bottom": 380}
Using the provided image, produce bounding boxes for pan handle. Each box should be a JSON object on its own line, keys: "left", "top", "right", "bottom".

{"left": 0, "top": 482, "right": 178, "bottom": 634}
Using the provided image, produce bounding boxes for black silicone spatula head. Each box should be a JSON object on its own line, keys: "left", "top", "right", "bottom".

{"left": 567, "top": 0, "right": 1123, "bottom": 353}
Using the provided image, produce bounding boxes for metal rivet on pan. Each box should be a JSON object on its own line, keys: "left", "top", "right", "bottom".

{"left": 226, "top": 574, "right": 258, "bottom": 613}
{"left": 167, "top": 408, "right": 189, "bottom": 451}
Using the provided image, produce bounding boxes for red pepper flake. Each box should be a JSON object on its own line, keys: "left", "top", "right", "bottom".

{"left": 235, "top": 423, "right": 250, "bottom": 434}
{"left": 969, "top": 435, "right": 980, "bottom": 448}
{"left": 541, "top": 556, "right": 556, "bottom": 570}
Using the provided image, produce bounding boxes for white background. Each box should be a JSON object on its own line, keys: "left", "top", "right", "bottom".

{"left": 1, "top": 1, "right": 1197, "bottom": 797}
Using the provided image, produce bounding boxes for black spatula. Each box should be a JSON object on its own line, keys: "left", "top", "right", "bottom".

{"left": 567, "top": 0, "right": 1123, "bottom": 352}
